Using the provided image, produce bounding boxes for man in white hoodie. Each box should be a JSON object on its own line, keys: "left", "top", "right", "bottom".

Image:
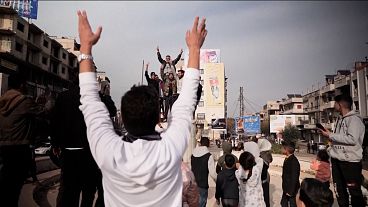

{"left": 191, "top": 137, "right": 217, "bottom": 207}
{"left": 320, "top": 94, "right": 366, "bottom": 207}
{"left": 77, "top": 10, "right": 207, "bottom": 207}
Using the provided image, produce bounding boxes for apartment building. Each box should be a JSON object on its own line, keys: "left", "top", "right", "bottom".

{"left": 0, "top": 6, "right": 78, "bottom": 98}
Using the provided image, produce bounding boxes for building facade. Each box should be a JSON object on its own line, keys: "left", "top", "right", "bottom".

{"left": 0, "top": 6, "right": 78, "bottom": 98}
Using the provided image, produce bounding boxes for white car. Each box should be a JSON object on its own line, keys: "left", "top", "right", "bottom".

{"left": 35, "top": 143, "right": 51, "bottom": 155}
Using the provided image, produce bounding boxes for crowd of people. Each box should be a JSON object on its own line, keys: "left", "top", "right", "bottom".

{"left": 0, "top": 10, "right": 366, "bottom": 207}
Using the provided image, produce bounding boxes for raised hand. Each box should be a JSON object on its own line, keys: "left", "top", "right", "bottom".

{"left": 186, "top": 17, "right": 207, "bottom": 50}
{"left": 145, "top": 63, "right": 149, "bottom": 71}
{"left": 180, "top": 48, "right": 183, "bottom": 54}
{"left": 157, "top": 46, "right": 160, "bottom": 52}
{"left": 78, "top": 10, "right": 102, "bottom": 49}
{"left": 186, "top": 17, "right": 207, "bottom": 69}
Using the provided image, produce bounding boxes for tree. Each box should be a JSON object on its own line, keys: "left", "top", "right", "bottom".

{"left": 281, "top": 124, "right": 300, "bottom": 144}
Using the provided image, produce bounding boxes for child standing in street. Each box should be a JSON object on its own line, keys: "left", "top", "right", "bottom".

{"left": 310, "top": 149, "right": 331, "bottom": 188}
{"left": 281, "top": 141, "right": 300, "bottom": 207}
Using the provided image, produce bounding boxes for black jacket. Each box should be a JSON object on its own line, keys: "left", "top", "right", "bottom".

{"left": 144, "top": 71, "right": 160, "bottom": 95}
{"left": 282, "top": 154, "right": 300, "bottom": 196}
{"left": 215, "top": 168, "right": 239, "bottom": 200}
{"left": 50, "top": 86, "right": 88, "bottom": 149}
{"left": 157, "top": 51, "right": 182, "bottom": 73}
{"left": 191, "top": 153, "right": 211, "bottom": 189}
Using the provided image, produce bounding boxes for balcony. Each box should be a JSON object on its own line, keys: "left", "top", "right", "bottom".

{"left": 0, "top": 18, "right": 15, "bottom": 35}
{"left": 320, "top": 84, "right": 335, "bottom": 94}
{"left": 0, "top": 40, "right": 12, "bottom": 52}
{"left": 320, "top": 101, "right": 335, "bottom": 111}
{"left": 334, "top": 76, "right": 350, "bottom": 88}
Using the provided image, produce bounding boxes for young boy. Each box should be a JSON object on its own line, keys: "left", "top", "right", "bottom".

{"left": 281, "top": 141, "right": 300, "bottom": 207}
{"left": 215, "top": 154, "right": 239, "bottom": 207}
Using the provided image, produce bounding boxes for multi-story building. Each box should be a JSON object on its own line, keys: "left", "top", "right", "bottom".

{"left": 0, "top": 6, "right": 78, "bottom": 98}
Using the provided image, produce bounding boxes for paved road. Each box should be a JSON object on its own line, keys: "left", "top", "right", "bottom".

{"left": 18, "top": 144, "right": 345, "bottom": 206}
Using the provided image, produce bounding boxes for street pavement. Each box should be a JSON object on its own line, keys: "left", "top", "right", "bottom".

{"left": 19, "top": 143, "right": 360, "bottom": 206}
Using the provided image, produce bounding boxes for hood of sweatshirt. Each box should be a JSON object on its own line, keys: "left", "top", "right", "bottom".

{"left": 222, "top": 168, "right": 236, "bottom": 181}
{"left": 343, "top": 110, "right": 362, "bottom": 119}
{"left": 222, "top": 141, "right": 232, "bottom": 154}
{"left": 192, "top": 146, "right": 210, "bottom": 157}
{"left": 0, "top": 89, "right": 26, "bottom": 116}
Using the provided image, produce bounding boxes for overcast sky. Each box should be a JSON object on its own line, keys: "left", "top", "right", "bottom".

{"left": 33, "top": 1, "right": 368, "bottom": 116}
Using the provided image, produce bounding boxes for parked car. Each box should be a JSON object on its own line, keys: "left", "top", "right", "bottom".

{"left": 35, "top": 142, "right": 51, "bottom": 155}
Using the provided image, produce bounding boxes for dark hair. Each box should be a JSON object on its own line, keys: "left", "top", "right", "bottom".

{"left": 225, "top": 154, "right": 235, "bottom": 168}
{"left": 200, "top": 137, "right": 210, "bottom": 147}
{"left": 178, "top": 69, "right": 185, "bottom": 74}
{"left": 299, "top": 178, "right": 334, "bottom": 207}
{"left": 317, "top": 150, "right": 330, "bottom": 163}
{"left": 238, "top": 151, "right": 256, "bottom": 182}
{"left": 120, "top": 85, "right": 159, "bottom": 136}
{"left": 282, "top": 141, "right": 296, "bottom": 154}
{"left": 8, "top": 73, "right": 26, "bottom": 90}
{"left": 166, "top": 55, "right": 171, "bottom": 58}
{"left": 334, "top": 94, "right": 353, "bottom": 109}
{"left": 150, "top": 72, "right": 155, "bottom": 76}
{"left": 239, "top": 151, "right": 256, "bottom": 171}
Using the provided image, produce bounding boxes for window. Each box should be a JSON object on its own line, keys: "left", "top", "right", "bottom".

{"left": 201, "top": 91, "right": 204, "bottom": 96}
{"left": 43, "top": 40, "right": 49, "bottom": 48}
{"left": 42, "top": 57, "right": 47, "bottom": 65}
{"left": 197, "top": 113, "right": 205, "bottom": 120}
{"left": 17, "top": 22, "right": 24, "bottom": 32}
{"left": 61, "top": 67, "right": 66, "bottom": 74}
{"left": 200, "top": 80, "right": 204, "bottom": 85}
{"left": 15, "top": 42, "right": 23, "bottom": 52}
{"left": 200, "top": 69, "right": 204, "bottom": 74}
{"left": 62, "top": 53, "right": 66, "bottom": 59}
{"left": 297, "top": 105, "right": 302, "bottom": 109}
{"left": 198, "top": 101, "right": 204, "bottom": 107}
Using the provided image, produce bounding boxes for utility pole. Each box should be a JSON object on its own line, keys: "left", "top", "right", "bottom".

{"left": 239, "top": 87, "right": 245, "bottom": 117}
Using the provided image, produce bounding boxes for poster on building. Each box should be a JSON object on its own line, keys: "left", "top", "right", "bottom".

{"left": 183, "top": 49, "right": 221, "bottom": 68}
{"left": 211, "top": 118, "right": 226, "bottom": 129}
{"left": 269, "top": 115, "right": 296, "bottom": 133}
{"left": 204, "top": 63, "right": 224, "bottom": 107}
{"left": 0, "top": 0, "right": 38, "bottom": 19}
{"left": 235, "top": 116, "right": 261, "bottom": 134}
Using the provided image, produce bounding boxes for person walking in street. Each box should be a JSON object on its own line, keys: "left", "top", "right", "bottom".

{"left": 50, "top": 79, "right": 101, "bottom": 207}
{"left": 297, "top": 178, "right": 334, "bottom": 207}
{"left": 191, "top": 137, "right": 217, "bottom": 207}
{"left": 236, "top": 151, "right": 265, "bottom": 207}
{"left": 215, "top": 154, "right": 239, "bottom": 207}
{"left": 310, "top": 149, "right": 331, "bottom": 189}
{"left": 216, "top": 141, "right": 239, "bottom": 173}
{"left": 281, "top": 140, "right": 300, "bottom": 207}
{"left": 77, "top": 11, "right": 207, "bottom": 206}
{"left": 0, "top": 73, "right": 43, "bottom": 206}
{"left": 258, "top": 138, "right": 273, "bottom": 207}
{"left": 320, "top": 94, "right": 366, "bottom": 207}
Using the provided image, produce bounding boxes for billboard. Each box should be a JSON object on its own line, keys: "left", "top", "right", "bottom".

{"left": 184, "top": 49, "right": 221, "bottom": 68}
{"left": 270, "top": 115, "right": 296, "bottom": 133}
{"left": 204, "top": 63, "right": 224, "bottom": 107}
{"left": 0, "top": 0, "right": 38, "bottom": 19}
{"left": 235, "top": 116, "right": 261, "bottom": 134}
{"left": 211, "top": 118, "right": 226, "bottom": 129}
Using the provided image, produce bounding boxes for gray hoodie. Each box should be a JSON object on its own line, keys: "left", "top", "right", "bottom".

{"left": 328, "top": 110, "right": 365, "bottom": 162}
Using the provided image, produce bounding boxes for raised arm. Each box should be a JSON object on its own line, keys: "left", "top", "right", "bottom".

{"left": 162, "top": 16, "right": 207, "bottom": 156}
{"left": 172, "top": 49, "right": 183, "bottom": 65}
{"left": 157, "top": 46, "right": 165, "bottom": 64}
{"left": 144, "top": 63, "right": 150, "bottom": 83}
{"left": 77, "top": 10, "right": 120, "bottom": 167}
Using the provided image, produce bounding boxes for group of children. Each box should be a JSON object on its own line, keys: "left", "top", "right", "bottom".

{"left": 213, "top": 139, "right": 334, "bottom": 207}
